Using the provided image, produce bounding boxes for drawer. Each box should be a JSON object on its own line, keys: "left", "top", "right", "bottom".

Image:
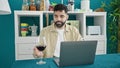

{"left": 17, "top": 43, "right": 36, "bottom": 54}
{"left": 96, "top": 40, "right": 105, "bottom": 51}
{"left": 83, "top": 39, "right": 106, "bottom": 55}
{"left": 16, "top": 37, "right": 38, "bottom": 43}
{"left": 96, "top": 50, "right": 106, "bottom": 55}
{"left": 17, "top": 54, "right": 35, "bottom": 60}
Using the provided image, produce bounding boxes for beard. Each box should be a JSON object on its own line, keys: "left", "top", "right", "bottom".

{"left": 54, "top": 21, "right": 66, "bottom": 28}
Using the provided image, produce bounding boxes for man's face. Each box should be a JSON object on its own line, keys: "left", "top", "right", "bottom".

{"left": 53, "top": 10, "right": 68, "bottom": 28}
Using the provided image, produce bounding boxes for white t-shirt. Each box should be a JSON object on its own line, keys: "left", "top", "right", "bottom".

{"left": 54, "top": 29, "right": 64, "bottom": 57}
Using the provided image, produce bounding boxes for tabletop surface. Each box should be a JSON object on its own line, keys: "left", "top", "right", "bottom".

{"left": 12, "top": 54, "right": 120, "bottom": 68}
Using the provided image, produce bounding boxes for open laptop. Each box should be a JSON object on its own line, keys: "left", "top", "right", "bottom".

{"left": 54, "top": 41, "right": 97, "bottom": 67}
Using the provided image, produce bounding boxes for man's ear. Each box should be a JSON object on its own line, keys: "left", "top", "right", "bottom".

{"left": 67, "top": 14, "right": 69, "bottom": 20}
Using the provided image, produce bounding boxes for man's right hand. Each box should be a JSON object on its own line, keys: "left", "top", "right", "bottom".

{"left": 33, "top": 47, "right": 43, "bottom": 57}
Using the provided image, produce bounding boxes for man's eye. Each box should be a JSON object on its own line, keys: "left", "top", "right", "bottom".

{"left": 54, "top": 15, "right": 58, "bottom": 18}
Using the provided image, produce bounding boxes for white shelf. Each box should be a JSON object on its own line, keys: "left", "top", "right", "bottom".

{"left": 84, "top": 35, "right": 106, "bottom": 40}
{"left": 85, "top": 12, "right": 106, "bottom": 16}
{"left": 14, "top": 11, "right": 43, "bottom": 16}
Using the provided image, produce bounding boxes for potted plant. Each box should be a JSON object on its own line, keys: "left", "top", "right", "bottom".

{"left": 94, "top": 1, "right": 106, "bottom": 12}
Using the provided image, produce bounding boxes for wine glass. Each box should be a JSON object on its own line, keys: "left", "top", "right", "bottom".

{"left": 36, "top": 37, "right": 47, "bottom": 64}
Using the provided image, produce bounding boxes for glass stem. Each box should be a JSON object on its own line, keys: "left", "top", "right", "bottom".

{"left": 40, "top": 56, "right": 43, "bottom": 62}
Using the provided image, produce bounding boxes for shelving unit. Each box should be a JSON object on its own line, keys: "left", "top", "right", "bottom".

{"left": 14, "top": 11, "right": 43, "bottom": 60}
{"left": 79, "top": 12, "right": 107, "bottom": 55}
{"left": 14, "top": 11, "right": 107, "bottom": 60}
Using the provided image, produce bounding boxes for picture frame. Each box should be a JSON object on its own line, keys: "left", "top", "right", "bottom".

{"left": 66, "top": 20, "right": 79, "bottom": 30}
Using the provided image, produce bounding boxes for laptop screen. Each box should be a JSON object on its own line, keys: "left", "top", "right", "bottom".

{"left": 54, "top": 41, "right": 97, "bottom": 67}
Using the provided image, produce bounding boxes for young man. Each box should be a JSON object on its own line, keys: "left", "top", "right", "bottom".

{"left": 33, "top": 4, "right": 82, "bottom": 58}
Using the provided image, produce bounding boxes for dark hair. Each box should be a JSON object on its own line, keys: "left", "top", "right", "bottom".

{"left": 54, "top": 4, "right": 68, "bottom": 13}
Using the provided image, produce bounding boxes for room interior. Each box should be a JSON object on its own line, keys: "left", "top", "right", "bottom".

{"left": 0, "top": 0, "right": 120, "bottom": 68}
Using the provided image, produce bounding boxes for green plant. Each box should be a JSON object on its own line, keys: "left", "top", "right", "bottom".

{"left": 100, "top": 1, "right": 107, "bottom": 8}
{"left": 105, "top": 0, "right": 120, "bottom": 53}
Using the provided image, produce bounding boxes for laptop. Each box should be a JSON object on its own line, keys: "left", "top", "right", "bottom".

{"left": 54, "top": 41, "right": 97, "bottom": 67}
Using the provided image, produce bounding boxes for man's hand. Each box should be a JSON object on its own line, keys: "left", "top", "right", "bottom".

{"left": 33, "top": 47, "right": 43, "bottom": 57}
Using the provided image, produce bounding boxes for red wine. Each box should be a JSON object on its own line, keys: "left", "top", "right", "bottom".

{"left": 36, "top": 46, "right": 46, "bottom": 51}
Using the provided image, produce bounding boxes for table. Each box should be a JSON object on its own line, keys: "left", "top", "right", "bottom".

{"left": 12, "top": 54, "right": 120, "bottom": 68}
